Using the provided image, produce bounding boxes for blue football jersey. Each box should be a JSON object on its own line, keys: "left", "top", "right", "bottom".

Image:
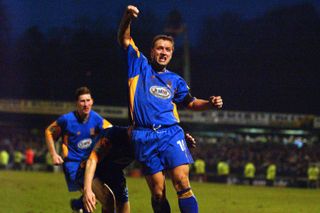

{"left": 57, "top": 110, "right": 112, "bottom": 162}
{"left": 126, "top": 39, "right": 192, "bottom": 127}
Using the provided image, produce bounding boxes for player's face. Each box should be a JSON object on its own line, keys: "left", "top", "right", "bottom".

{"left": 151, "top": 39, "right": 174, "bottom": 68}
{"left": 76, "top": 94, "right": 93, "bottom": 117}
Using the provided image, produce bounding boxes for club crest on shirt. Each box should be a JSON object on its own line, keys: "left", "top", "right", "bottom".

{"left": 77, "top": 138, "right": 92, "bottom": 149}
{"left": 149, "top": 86, "right": 171, "bottom": 99}
{"left": 90, "top": 128, "right": 95, "bottom": 136}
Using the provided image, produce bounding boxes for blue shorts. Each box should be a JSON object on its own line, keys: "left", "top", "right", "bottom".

{"left": 63, "top": 161, "right": 83, "bottom": 192}
{"left": 132, "top": 124, "right": 194, "bottom": 175}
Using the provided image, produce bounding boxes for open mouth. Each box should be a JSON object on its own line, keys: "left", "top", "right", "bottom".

{"left": 159, "top": 56, "right": 167, "bottom": 62}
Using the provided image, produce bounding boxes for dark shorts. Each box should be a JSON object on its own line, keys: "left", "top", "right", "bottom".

{"left": 76, "top": 160, "right": 129, "bottom": 203}
{"left": 95, "top": 161, "right": 129, "bottom": 203}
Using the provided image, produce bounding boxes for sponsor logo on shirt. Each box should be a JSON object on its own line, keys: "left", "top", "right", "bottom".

{"left": 149, "top": 86, "right": 171, "bottom": 99}
{"left": 77, "top": 138, "right": 92, "bottom": 149}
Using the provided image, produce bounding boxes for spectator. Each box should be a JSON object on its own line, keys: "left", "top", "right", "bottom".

{"left": 266, "top": 162, "right": 277, "bottom": 187}
{"left": 13, "top": 150, "right": 24, "bottom": 170}
{"left": 0, "top": 149, "right": 10, "bottom": 170}
{"left": 25, "top": 147, "right": 35, "bottom": 171}
{"left": 244, "top": 161, "right": 256, "bottom": 185}
{"left": 217, "top": 160, "right": 230, "bottom": 183}
{"left": 307, "top": 164, "right": 319, "bottom": 189}
{"left": 193, "top": 157, "right": 206, "bottom": 183}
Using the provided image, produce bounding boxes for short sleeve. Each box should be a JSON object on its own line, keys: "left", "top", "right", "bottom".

{"left": 126, "top": 38, "right": 148, "bottom": 78}
{"left": 173, "top": 77, "right": 194, "bottom": 104}
{"left": 56, "top": 115, "right": 67, "bottom": 130}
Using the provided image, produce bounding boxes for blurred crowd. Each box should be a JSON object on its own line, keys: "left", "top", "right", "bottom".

{"left": 0, "top": 127, "right": 52, "bottom": 171}
{"left": 1, "top": 127, "right": 319, "bottom": 188}
{"left": 191, "top": 134, "right": 320, "bottom": 188}
{"left": 194, "top": 134, "right": 319, "bottom": 175}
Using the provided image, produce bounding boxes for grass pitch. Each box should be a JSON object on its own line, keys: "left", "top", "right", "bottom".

{"left": 0, "top": 171, "right": 319, "bottom": 213}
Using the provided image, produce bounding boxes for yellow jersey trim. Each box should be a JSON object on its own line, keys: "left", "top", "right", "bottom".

{"left": 128, "top": 75, "right": 139, "bottom": 122}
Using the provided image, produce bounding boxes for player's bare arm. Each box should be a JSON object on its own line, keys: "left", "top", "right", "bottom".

{"left": 44, "top": 121, "right": 64, "bottom": 165}
{"left": 83, "top": 152, "right": 98, "bottom": 212}
{"left": 83, "top": 138, "right": 111, "bottom": 212}
{"left": 187, "top": 96, "right": 223, "bottom": 111}
{"left": 118, "top": 5, "right": 139, "bottom": 49}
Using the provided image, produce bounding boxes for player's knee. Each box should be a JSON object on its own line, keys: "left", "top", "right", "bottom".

{"left": 152, "top": 191, "right": 165, "bottom": 200}
{"left": 173, "top": 175, "right": 190, "bottom": 191}
{"left": 151, "top": 184, "right": 166, "bottom": 200}
{"left": 116, "top": 201, "right": 130, "bottom": 213}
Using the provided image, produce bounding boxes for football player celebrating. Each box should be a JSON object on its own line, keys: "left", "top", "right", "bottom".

{"left": 118, "top": 5, "right": 222, "bottom": 213}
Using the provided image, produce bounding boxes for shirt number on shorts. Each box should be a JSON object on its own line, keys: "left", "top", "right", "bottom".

{"left": 177, "top": 140, "right": 186, "bottom": 151}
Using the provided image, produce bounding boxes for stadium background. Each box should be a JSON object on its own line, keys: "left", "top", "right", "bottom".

{"left": 0, "top": 1, "right": 320, "bottom": 212}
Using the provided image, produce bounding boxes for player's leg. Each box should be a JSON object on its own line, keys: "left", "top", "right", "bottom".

{"left": 70, "top": 196, "right": 89, "bottom": 213}
{"left": 169, "top": 164, "right": 198, "bottom": 213}
{"left": 131, "top": 128, "right": 169, "bottom": 212}
{"left": 95, "top": 157, "right": 131, "bottom": 213}
{"left": 145, "top": 171, "right": 171, "bottom": 213}
{"left": 116, "top": 201, "right": 130, "bottom": 213}
{"left": 160, "top": 125, "right": 197, "bottom": 213}
{"left": 107, "top": 170, "right": 130, "bottom": 213}
{"left": 113, "top": 179, "right": 130, "bottom": 213}
{"left": 92, "top": 177, "right": 116, "bottom": 213}
{"left": 68, "top": 162, "right": 88, "bottom": 213}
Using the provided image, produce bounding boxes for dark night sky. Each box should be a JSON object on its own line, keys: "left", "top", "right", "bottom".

{"left": 4, "top": 0, "right": 320, "bottom": 41}
{"left": 2, "top": 0, "right": 320, "bottom": 115}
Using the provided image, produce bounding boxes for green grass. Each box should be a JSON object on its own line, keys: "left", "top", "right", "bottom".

{"left": 0, "top": 171, "right": 319, "bottom": 213}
